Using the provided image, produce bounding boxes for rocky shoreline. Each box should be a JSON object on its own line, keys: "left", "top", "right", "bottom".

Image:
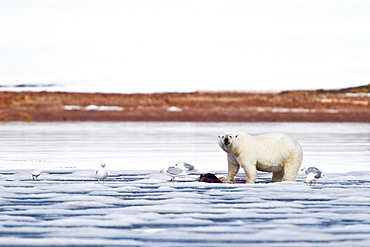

{"left": 0, "top": 84, "right": 369, "bottom": 122}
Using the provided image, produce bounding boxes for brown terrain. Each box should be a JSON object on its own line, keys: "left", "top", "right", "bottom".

{"left": 0, "top": 84, "right": 369, "bottom": 122}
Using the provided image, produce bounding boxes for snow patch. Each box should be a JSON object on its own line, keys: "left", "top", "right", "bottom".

{"left": 167, "top": 106, "right": 183, "bottom": 112}
{"left": 345, "top": 93, "right": 370, "bottom": 97}
{"left": 257, "top": 107, "right": 339, "bottom": 113}
{"left": 63, "top": 105, "right": 124, "bottom": 111}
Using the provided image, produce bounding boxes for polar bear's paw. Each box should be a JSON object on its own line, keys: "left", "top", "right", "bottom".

{"left": 221, "top": 177, "right": 234, "bottom": 183}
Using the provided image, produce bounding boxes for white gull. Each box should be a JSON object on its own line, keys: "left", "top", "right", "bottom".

{"left": 31, "top": 169, "right": 42, "bottom": 180}
{"left": 160, "top": 166, "right": 187, "bottom": 181}
{"left": 96, "top": 163, "right": 108, "bottom": 183}
{"left": 302, "top": 167, "right": 326, "bottom": 186}
{"left": 175, "top": 161, "right": 198, "bottom": 173}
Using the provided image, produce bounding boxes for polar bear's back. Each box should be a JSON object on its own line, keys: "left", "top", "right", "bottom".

{"left": 254, "top": 133, "right": 302, "bottom": 153}
{"left": 255, "top": 132, "right": 298, "bottom": 144}
{"left": 245, "top": 133, "right": 302, "bottom": 170}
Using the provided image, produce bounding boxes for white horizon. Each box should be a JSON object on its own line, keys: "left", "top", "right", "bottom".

{"left": 1, "top": 0, "right": 369, "bottom": 94}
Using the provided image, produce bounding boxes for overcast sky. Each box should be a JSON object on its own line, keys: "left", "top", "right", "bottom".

{"left": 0, "top": 0, "right": 369, "bottom": 93}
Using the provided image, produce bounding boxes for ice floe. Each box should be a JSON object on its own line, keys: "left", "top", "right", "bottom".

{"left": 0, "top": 122, "right": 369, "bottom": 245}
{"left": 0, "top": 169, "right": 369, "bottom": 246}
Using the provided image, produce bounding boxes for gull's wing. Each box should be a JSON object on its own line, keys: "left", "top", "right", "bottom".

{"left": 167, "top": 166, "right": 184, "bottom": 175}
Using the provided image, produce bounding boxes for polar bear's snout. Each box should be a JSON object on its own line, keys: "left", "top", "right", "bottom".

{"left": 224, "top": 137, "right": 231, "bottom": 146}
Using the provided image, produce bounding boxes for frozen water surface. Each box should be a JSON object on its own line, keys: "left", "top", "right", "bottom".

{"left": 0, "top": 170, "right": 370, "bottom": 246}
{"left": 0, "top": 122, "right": 369, "bottom": 246}
{"left": 0, "top": 122, "right": 368, "bottom": 172}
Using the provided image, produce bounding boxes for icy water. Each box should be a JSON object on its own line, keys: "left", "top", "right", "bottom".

{"left": 1, "top": 122, "right": 369, "bottom": 172}
{"left": 0, "top": 122, "right": 369, "bottom": 246}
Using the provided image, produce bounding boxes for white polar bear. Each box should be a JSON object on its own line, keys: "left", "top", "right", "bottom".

{"left": 218, "top": 132, "right": 303, "bottom": 183}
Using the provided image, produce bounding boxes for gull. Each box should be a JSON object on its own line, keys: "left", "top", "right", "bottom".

{"left": 301, "top": 167, "right": 325, "bottom": 186}
{"left": 175, "top": 161, "right": 198, "bottom": 173}
{"left": 160, "top": 166, "right": 187, "bottom": 181}
{"left": 31, "top": 169, "right": 42, "bottom": 180}
{"left": 96, "top": 163, "right": 108, "bottom": 183}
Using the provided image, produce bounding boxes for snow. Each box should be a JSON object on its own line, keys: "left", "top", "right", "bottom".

{"left": 63, "top": 105, "right": 83, "bottom": 110}
{"left": 257, "top": 108, "right": 340, "bottom": 114}
{"left": 167, "top": 106, "right": 183, "bottom": 112}
{"left": 345, "top": 93, "right": 370, "bottom": 97}
{"left": 0, "top": 169, "right": 370, "bottom": 246}
{"left": 63, "top": 105, "right": 124, "bottom": 111}
{"left": 84, "top": 105, "right": 124, "bottom": 111}
{"left": 0, "top": 122, "right": 369, "bottom": 245}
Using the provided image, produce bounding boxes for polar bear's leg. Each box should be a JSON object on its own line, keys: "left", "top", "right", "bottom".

{"left": 240, "top": 163, "right": 257, "bottom": 183}
{"left": 222, "top": 154, "right": 240, "bottom": 182}
{"left": 271, "top": 171, "right": 284, "bottom": 182}
{"left": 282, "top": 154, "right": 302, "bottom": 181}
{"left": 284, "top": 164, "right": 300, "bottom": 181}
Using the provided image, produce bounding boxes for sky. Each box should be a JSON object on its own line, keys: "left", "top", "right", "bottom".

{"left": 0, "top": 0, "right": 369, "bottom": 93}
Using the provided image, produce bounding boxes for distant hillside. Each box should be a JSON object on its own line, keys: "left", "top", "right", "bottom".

{"left": 0, "top": 84, "right": 369, "bottom": 122}
{"left": 333, "top": 84, "right": 370, "bottom": 93}
{"left": 281, "top": 84, "right": 370, "bottom": 94}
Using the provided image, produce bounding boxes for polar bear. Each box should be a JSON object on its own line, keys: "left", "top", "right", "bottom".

{"left": 218, "top": 132, "right": 303, "bottom": 183}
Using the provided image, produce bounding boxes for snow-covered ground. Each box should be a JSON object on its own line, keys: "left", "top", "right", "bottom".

{"left": 0, "top": 169, "right": 369, "bottom": 246}
{"left": 0, "top": 122, "right": 369, "bottom": 246}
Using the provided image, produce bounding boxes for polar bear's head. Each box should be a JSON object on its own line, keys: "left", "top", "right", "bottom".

{"left": 218, "top": 133, "right": 239, "bottom": 153}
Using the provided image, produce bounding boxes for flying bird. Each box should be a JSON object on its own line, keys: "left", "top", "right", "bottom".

{"left": 160, "top": 166, "right": 187, "bottom": 181}
{"left": 31, "top": 169, "right": 42, "bottom": 180}
{"left": 96, "top": 163, "right": 108, "bottom": 183}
